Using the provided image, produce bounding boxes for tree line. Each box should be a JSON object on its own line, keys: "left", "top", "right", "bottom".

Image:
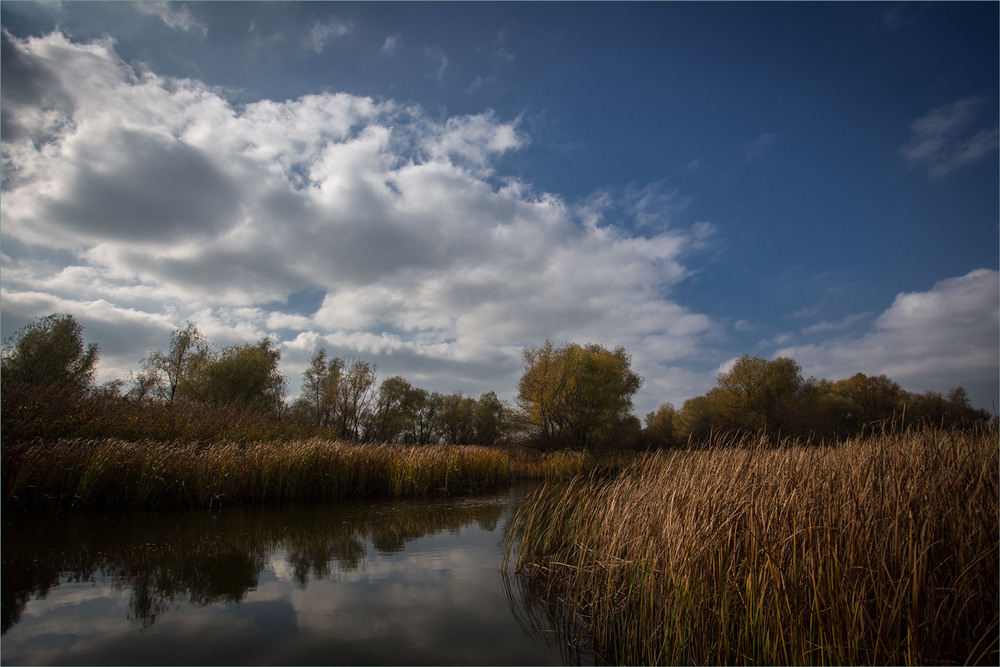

{"left": 1, "top": 314, "right": 991, "bottom": 449}
{"left": 644, "top": 353, "right": 992, "bottom": 447}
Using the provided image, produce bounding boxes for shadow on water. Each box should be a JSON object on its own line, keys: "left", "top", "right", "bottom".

{"left": 2, "top": 484, "right": 588, "bottom": 665}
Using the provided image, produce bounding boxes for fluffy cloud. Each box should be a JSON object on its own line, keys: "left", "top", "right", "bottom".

{"left": 0, "top": 31, "right": 716, "bottom": 410}
{"left": 901, "top": 96, "right": 999, "bottom": 181}
{"left": 777, "top": 268, "right": 999, "bottom": 409}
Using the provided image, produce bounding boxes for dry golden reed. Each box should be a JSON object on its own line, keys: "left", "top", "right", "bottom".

{"left": 505, "top": 427, "right": 998, "bottom": 665}
{"left": 1, "top": 438, "right": 603, "bottom": 510}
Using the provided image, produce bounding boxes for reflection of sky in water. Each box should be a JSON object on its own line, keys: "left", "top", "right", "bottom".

{"left": 2, "top": 489, "right": 572, "bottom": 665}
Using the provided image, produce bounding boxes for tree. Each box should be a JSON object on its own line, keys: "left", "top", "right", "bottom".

{"left": 830, "top": 373, "right": 901, "bottom": 425}
{"left": 473, "top": 391, "right": 507, "bottom": 446}
{"left": 335, "top": 360, "right": 377, "bottom": 441}
{"left": 439, "top": 392, "right": 477, "bottom": 445}
{"left": 189, "top": 338, "right": 286, "bottom": 415}
{"left": 644, "top": 402, "right": 678, "bottom": 448}
{"left": 1, "top": 313, "right": 99, "bottom": 391}
{"left": 408, "top": 389, "right": 446, "bottom": 445}
{"left": 300, "top": 348, "right": 343, "bottom": 427}
{"left": 365, "top": 375, "right": 422, "bottom": 443}
{"left": 517, "top": 341, "right": 642, "bottom": 449}
{"left": 143, "top": 322, "right": 209, "bottom": 402}
{"left": 716, "top": 354, "right": 803, "bottom": 434}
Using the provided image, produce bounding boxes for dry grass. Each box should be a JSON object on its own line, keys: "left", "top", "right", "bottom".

{"left": 1, "top": 439, "right": 617, "bottom": 511}
{"left": 504, "top": 427, "right": 999, "bottom": 665}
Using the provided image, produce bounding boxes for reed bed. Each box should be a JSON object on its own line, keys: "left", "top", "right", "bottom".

{"left": 504, "top": 428, "right": 999, "bottom": 665}
{"left": 1, "top": 438, "right": 611, "bottom": 511}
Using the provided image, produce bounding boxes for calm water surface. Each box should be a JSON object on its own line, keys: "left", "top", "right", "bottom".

{"left": 2, "top": 485, "right": 590, "bottom": 665}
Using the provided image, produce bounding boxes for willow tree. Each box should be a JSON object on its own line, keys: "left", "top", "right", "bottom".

{"left": 1, "top": 313, "right": 99, "bottom": 392}
{"left": 517, "top": 340, "right": 642, "bottom": 450}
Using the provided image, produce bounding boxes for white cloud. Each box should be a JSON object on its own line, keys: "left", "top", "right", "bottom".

{"left": 776, "top": 268, "right": 999, "bottom": 409}
{"left": 0, "top": 31, "right": 717, "bottom": 412}
{"left": 800, "top": 312, "right": 871, "bottom": 335}
{"left": 901, "top": 96, "right": 999, "bottom": 180}
{"left": 305, "top": 17, "right": 353, "bottom": 53}
{"left": 380, "top": 34, "right": 402, "bottom": 57}
{"left": 423, "top": 46, "right": 449, "bottom": 81}
{"left": 133, "top": 2, "right": 207, "bottom": 39}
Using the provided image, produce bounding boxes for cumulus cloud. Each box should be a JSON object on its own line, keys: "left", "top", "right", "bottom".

{"left": 901, "top": 96, "right": 999, "bottom": 180}
{"left": 776, "top": 268, "right": 999, "bottom": 409}
{"left": 0, "top": 31, "right": 716, "bottom": 409}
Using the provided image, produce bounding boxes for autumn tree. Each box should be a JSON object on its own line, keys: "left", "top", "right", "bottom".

{"left": 644, "top": 402, "right": 678, "bottom": 448}
{"left": 716, "top": 354, "right": 803, "bottom": 434}
{"left": 1, "top": 313, "right": 100, "bottom": 392}
{"left": 187, "top": 338, "right": 287, "bottom": 415}
{"left": 473, "top": 391, "right": 508, "bottom": 446}
{"left": 364, "top": 375, "right": 422, "bottom": 443}
{"left": 299, "top": 348, "right": 343, "bottom": 427}
{"left": 439, "top": 392, "right": 477, "bottom": 444}
{"left": 408, "top": 389, "right": 446, "bottom": 445}
{"left": 142, "top": 322, "right": 210, "bottom": 402}
{"left": 517, "top": 341, "right": 642, "bottom": 450}
{"left": 830, "top": 373, "right": 901, "bottom": 424}
{"left": 335, "top": 360, "right": 377, "bottom": 441}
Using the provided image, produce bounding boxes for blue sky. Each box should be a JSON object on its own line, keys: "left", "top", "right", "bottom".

{"left": 2, "top": 1, "right": 997, "bottom": 415}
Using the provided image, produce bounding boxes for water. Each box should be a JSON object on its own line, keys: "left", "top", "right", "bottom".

{"left": 2, "top": 485, "right": 590, "bottom": 665}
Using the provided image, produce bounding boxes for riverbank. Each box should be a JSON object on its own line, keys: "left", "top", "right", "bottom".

{"left": 1, "top": 438, "right": 618, "bottom": 511}
{"left": 504, "top": 427, "right": 999, "bottom": 665}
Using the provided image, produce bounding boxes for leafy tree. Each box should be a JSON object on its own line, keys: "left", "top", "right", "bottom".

{"left": 334, "top": 360, "right": 377, "bottom": 441}
{"left": 299, "top": 348, "right": 343, "bottom": 427}
{"left": 644, "top": 402, "right": 678, "bottom": 448}
{"left": 716, "top": 354, "right": 803, "bottom": 434}
{"left": 365, "top": 375, "right": 422, "bottom": 443}
{"left": 473, "top": 391, "right": 508, "bottom": 446}
{"left": 143, "top": 322, "right": 209, "bottom": 402}
{"left": 408, "top": 389, "right": 446, "bottom": 445}
{"left": 188, "top": 338, "right": 286, "bottom": 415}
{"left": 830, "top": 373, "right": 902, "bottom": 425}
{"left": 1, "top": 313, "right": 99, "bottom": 391}
{"left": 440, "top": 392, "right": 477, "bottom": 444}
{"left": 517, "top": 341, "right": 642, "bottom": 449}
{"left": 674, "top": 388, "right": 732, "bottom": 444}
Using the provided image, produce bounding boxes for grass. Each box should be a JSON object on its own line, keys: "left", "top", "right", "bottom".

{"left": 503, "top": 427, "right": 999, "bottom": 665}
{"left": 1, "top": 438, "right": 609, "bottom": 511}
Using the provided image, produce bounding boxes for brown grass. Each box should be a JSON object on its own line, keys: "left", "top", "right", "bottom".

{"left": 1, "top": 438, "right": 614, "bottom": 511}
{"left": 504, "top": 427, "right": 999, "bottom": 665}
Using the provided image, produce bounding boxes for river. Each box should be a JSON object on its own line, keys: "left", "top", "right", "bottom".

{"left": 2, "top": 484, "right": 591, "bottom": 665}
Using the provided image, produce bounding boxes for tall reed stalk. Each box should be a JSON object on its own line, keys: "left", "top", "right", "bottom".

{"left": 504, "top": 428, "right": 998, "bottom": 665}
{"left": 2, "top": 439, "right": 609, "bottom": 510}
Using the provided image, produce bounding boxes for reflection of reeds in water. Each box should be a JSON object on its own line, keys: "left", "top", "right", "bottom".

{"left": 504, "top": 428, "right": 999, "bottom": 665}
{"left": 2, "top": 439, "right": 602, "bottom": 510}
{"left": 3, "top": 494, "right": 512, "bottom": 632}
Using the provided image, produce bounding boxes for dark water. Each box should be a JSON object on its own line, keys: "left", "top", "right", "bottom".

{"left": 2, "top": 485, "right": 590, "bottom": 665}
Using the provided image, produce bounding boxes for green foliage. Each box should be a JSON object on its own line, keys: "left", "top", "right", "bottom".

{"left": 1, "top": 314, "right": 99, "bottom": 392}
{"left": 142, "top": 322, "right": 209, "bottom": 402}
{"left": 473, "top": 391, "right": 508, "bottom": 446}
{"left": 365, "top": 375, "right": 423, "bottom": 443}
{"left": 671, "top": 355, "right": 991, "bottom": 445}
{"left": 185, "top": 338, "right": 286, "bottom": 415}
{"left": 517, "top": 340, "right": 642, "bottom": 450}
{"left": 644, "top": 403, "right": 678, "bottom": 448}
{"left": 299, "top": 348, "right": 343, "bottom": 427}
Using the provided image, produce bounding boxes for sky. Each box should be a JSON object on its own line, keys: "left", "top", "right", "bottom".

{"left": 1, "top": 1, "right": 998, "bottom": 417}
